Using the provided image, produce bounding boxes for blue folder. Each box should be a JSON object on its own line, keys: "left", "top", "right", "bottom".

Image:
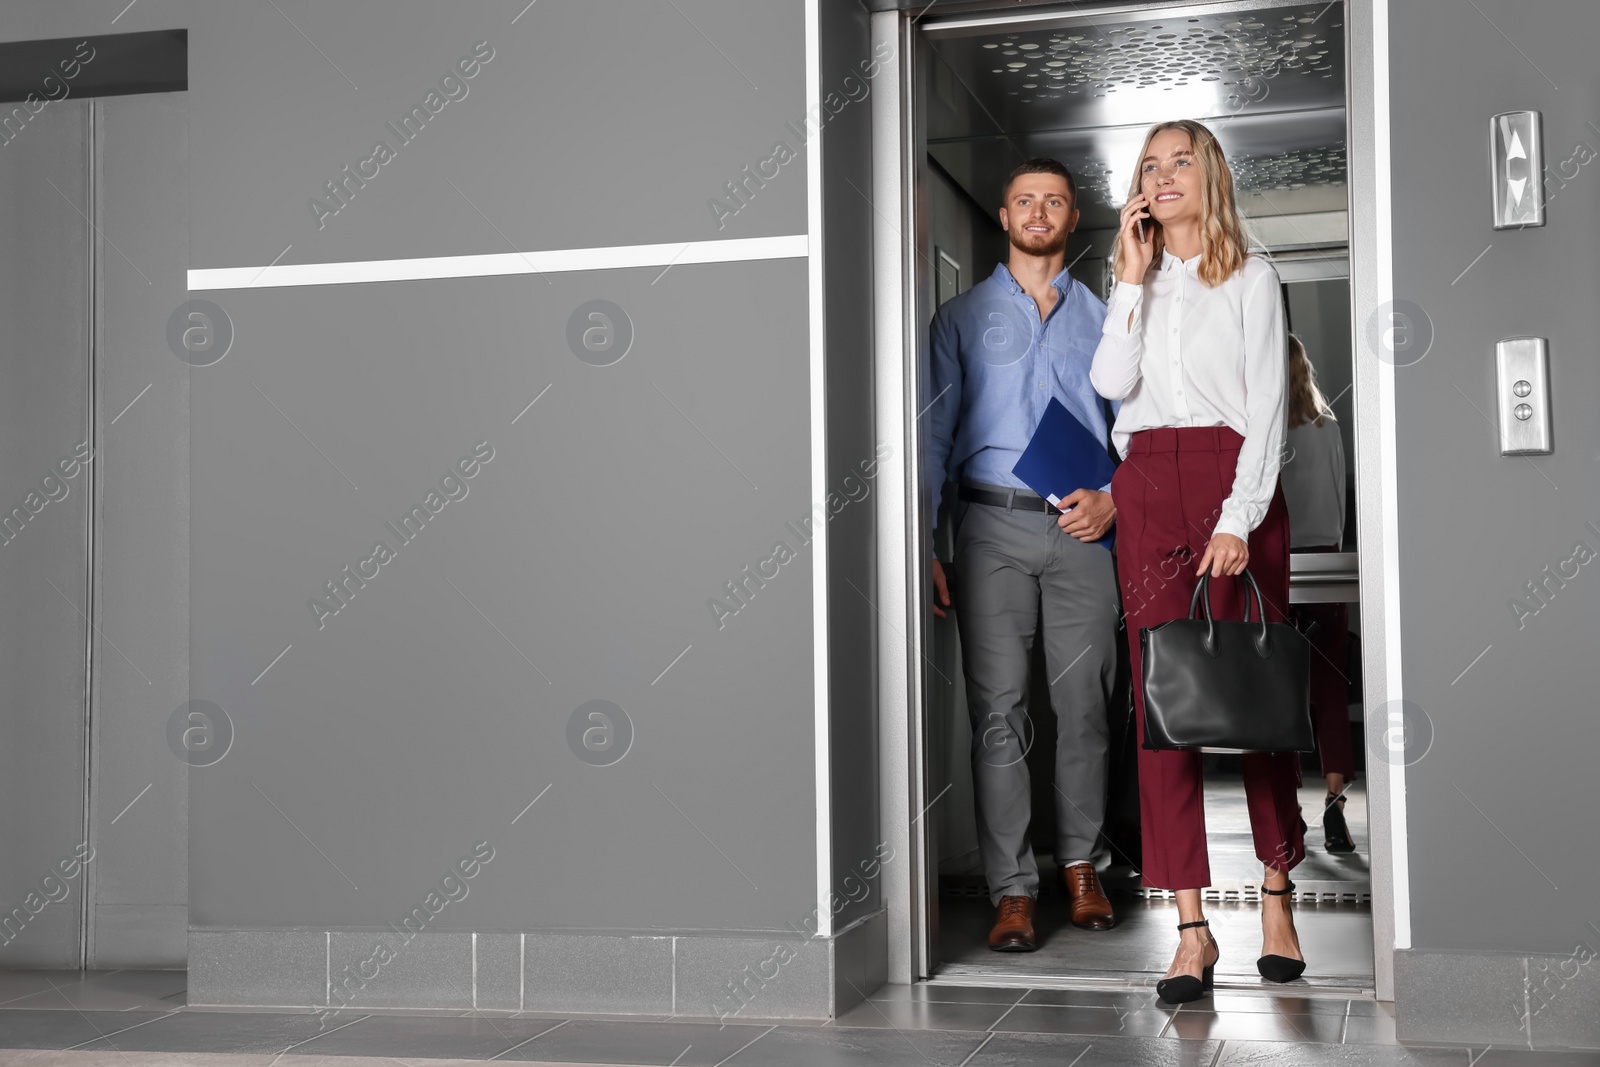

{"left": 1011, "top": 397, "right": 1119, "bottom": 550}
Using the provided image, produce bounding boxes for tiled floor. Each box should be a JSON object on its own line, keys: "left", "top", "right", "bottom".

{"left": 1, "top": 970, "right": 1597, "bottom": 1066}
{"left": 934, "top": 777, "right": 1376, "bottom": 985}
{"left": 938, "top": 778, "right": 1375, "bottom": 984}
{"left": 0, "top": 781, "right": 1581, "bottom": 1064}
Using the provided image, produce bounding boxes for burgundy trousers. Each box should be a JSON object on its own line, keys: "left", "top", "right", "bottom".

{"left": 1111, "top": 426, "right": 1305, "bottom": 891}
{"left": 1289, "top": 545, "right": 1356, "bottom": 782}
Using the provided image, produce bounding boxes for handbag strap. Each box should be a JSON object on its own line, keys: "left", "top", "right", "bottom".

{"left": 1187, "top": 568, "right": 1272, "bottom": 651}
{"left": 1240, "top": 569, "right": 1264, "bottom": 623}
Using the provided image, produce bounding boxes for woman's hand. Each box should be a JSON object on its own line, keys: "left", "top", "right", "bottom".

{"left": 1117, "top": 194, "right": 1154, "bottom": 284}
{"left": 1195, "top": 533, "right": 1248, "bottom": 578}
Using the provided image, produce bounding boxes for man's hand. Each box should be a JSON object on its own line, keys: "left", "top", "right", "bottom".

{"left": 1195, "top": 532, "right": 1249, "bottom": 577}
{"left": 1055, "top": 488, "right": 1116, "bottom": 541}
{"left": 931, "top": 556, "right": 953, "bottom": 619}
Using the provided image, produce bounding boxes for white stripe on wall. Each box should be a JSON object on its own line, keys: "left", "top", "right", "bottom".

{"left": 187, "top": 234, "right": 808, "bottom": 291}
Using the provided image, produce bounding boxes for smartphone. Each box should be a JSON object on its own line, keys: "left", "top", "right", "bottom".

{"left": 1135, "top": 214, "right": 1148, "bottom": 243}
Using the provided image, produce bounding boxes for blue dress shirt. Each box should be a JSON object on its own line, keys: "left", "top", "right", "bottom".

{"left": 924, "top": 262, "right": 1117, "bottom": 548}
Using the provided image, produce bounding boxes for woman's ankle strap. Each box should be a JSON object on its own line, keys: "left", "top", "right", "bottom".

{"left": 1261, "top": 880, "right": 1296, "bottom": 896}
{"left": 1176, "top": 919, "right": 1210, "bottom": 931}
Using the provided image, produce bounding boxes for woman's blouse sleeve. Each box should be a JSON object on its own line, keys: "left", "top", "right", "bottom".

{"left": 1214, "top": 261, "right": 1288, "bottom": 541}
{"left": 1090, "top": 279, "right": 1145, "bottom": 400}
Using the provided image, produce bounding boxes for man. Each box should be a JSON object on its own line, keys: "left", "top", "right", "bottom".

{"left": 924, "top": 159, "right": 1121, "bottom": 952}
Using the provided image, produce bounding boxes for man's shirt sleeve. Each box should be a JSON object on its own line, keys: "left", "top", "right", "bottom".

{"left": 924, "top": 304, "right": 962, "bottom": 554}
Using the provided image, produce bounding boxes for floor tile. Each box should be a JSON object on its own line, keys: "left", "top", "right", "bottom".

{"left": 1467, "top": 1052, "right": 1600, "bottom": 1066}
{"left": 1166, "top": 1011, "right": 1345, "bottom": 1043}
{"left": 287, "top": 1013, "right": 564, "bottom": 1058}
{"left": 177, "top": 1004, "right": 319, "bottom": 1015}
{"left": 662, "top": 1011, "right": 831, "bottom": 1028}
{"left": 502, "top": 1019, "right": 790, "bottom": 1065}
{"left": 972, "top": 1031, "right": 1220, "bottom": 1067}
{"left": 0, "top": 973, "right": 73, "bottom": 1007}
{"left": 871, "top": 983, "right": 1026, "bottom": 1005}
{"left": 0, "top": 971, "right": 186, "bottom": 1014}
{"left": 277, "top": 1058, "right": 524, "bottom": 1067}
{"left": 513, "top": 1011, "right": 678, "bottom": 1024}
{"left": 717, "top": 1024, "right": 988, "bottom": 1066}
{"left": 1203, "top": 992, "right": 1354, "bottom": 1015}
{"left": 1215, "top": 1037, "right": 1471, "bottom": 1064}
{"left": 832, "top": 999, "right": 1013, "bottom": 1032}
{"left": 65, "top": 1010, "right": 348, "bottom": 1055}
{"left": 1341, "top": 1013, "right": 1399, "bottom": 1045}
{"left": 0, "top": 1053, "right": 278, "bottom": 1066}
{"left": 0, "top": 1009, "right": 171, "bottom": 1050}
{"left": 1016, "top": 988, "right": 1172, "bottom": 1011}
{"left": 990, "top": 1004, "right": 1173, "bottom": 1038}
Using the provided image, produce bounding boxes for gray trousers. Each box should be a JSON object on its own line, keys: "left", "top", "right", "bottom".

{"left": 951, "top": 483, "right": 1120, "bottom": 905}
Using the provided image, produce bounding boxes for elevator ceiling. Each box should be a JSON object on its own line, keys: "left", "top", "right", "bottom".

{"left": 925, "top": 2, "right": 1348, "bottom": 230}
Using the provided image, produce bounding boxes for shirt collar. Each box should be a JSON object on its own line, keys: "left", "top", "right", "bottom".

{"left": 1160, "top": 248, "right": 1203, "bottom": 275}
{"left": 993, "top": 261, "right": 1077, "bottom": 297}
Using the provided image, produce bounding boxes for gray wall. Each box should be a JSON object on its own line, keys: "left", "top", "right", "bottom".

{"left": 182, "top": 0, "right": 826, "bottom": 1011}
{"left": 1388, "top": 0, "right": 1600, "bottom": 1049}
{"left": 4, "top": 0, "right": 884, "bottom": 1017}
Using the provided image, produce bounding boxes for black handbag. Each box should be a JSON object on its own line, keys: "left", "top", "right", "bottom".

{"left": 1139, "top": 568, "right": 1315, "bottom": 753}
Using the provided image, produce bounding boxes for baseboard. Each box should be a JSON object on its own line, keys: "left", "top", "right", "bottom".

{"left": 1394, "top": 947, "right": 1600, "bottom": 1050}
{"left": 188, "top": 922, "right": 888, "bottom": 1021}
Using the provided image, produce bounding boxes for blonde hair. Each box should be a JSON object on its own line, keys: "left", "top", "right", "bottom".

{"left": 1287, "top": 333, "right": 1335, "bottom": 429}
{"left": 1112, "top": 119, "right": 1250, "bottom": 289}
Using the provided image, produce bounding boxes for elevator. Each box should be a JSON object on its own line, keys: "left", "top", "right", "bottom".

{"left": 874, "top": 0, "right": 1389, "bottom": 998}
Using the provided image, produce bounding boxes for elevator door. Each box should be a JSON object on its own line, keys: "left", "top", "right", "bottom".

{"left": 0, "top": 96, "right": 94, "bottom": 967}
{"left": 0, "top": 90, "right": 190, "bottom": 968}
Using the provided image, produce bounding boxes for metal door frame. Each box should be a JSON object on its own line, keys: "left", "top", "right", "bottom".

{"left": 871, "top": 0, "right": 1406, "bottom": 999}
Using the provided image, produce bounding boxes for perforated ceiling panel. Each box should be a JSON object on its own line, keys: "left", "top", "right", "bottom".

{"left": 925, "top": 2, "right": 1348, "bottom": 228}
{"left": 978, "top": 8, "right": 1339, "bottom": 107}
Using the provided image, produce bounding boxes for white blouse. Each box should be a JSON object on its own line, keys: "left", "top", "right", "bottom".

{"left": 1089, "top": 248, "right": 1288, "bottom": 541}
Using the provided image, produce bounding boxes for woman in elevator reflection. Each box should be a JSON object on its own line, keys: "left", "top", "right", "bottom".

{"left": 1089, "top": 118, "right": 1305, "bottom": 1004}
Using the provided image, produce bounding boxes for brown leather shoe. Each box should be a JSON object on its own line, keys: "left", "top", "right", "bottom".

{"left": 988, "top": 895, "right": 1036, "bottom": 951}
{"left": 1062, "top": 862, "right": 1116, "bottom": 930}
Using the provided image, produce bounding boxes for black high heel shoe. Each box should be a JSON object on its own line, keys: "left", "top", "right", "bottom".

{"left": 1324, "top": 791, "right": 1356, "bottom": 853}
{"left": 1258, "top": 881, "right": 1307, "bottom": 983}
{"left": 1156, "top": 919, "right": 1217, "bottom": 1004}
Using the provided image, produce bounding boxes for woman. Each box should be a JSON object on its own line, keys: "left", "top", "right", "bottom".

{"left": 1280, "top": 334, "right": 1357, "bottom": 853}
{"left": 1090, "top": 118, "right": 1305, "bottom": 1004}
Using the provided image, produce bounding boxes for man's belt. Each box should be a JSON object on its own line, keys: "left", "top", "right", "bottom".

{"left": 957, "top": 483, "right": 1060, "bottom": 515}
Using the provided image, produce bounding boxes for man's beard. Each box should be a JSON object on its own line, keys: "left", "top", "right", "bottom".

{"left": 1009, "top": 227, "right": 1067, "bottom": 256}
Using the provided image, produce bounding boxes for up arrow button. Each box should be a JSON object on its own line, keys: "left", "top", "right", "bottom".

{"left": 1491, "top": 110, "right": 1545, "bottom": 229}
